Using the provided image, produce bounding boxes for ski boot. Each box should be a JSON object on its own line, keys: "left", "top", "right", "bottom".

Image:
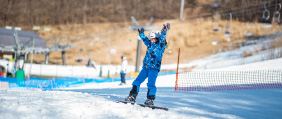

{"left": 144, "top": 95, "right": 155, "bottom": 106}
{"left": 125, "top": 85, "right": 138, "bottom": 103}
{"left": 125, "top": 93, "right": 137, "bottom": 103}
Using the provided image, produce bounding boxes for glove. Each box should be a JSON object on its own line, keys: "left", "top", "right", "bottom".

{"left": 166, "top": 23, "right": 170, "bottom": 30}
{"left": 138, "top": 27, "right": 144, "bottom": 34}
{"left": 162, "top": 24, "right": 167, "bottom": 32}
{"left": 162, "top": 23, "right": 170, "bottom": 32}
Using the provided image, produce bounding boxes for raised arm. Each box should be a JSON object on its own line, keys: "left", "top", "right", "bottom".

{"left": 159, "top": 23, "right": 170, "bottom": 44}
{"left": 138, "top": 27, "right": 150, "bottom": 46}
{"left": 159, "top": 30, "right": 167, "bottom": 44}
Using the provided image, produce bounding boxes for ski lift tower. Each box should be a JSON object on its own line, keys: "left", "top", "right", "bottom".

{"left": 129, "top": 16, "right": 156, "bottom": 72}
{"left": 47, "top": 36, "right": 75, "bottom": 65}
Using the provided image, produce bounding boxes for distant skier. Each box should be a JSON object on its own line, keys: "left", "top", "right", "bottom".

{"left": 125, "top": 23, "right": 170, "bottom": 105}
{"left": 120, "top": 56, "right": 128, "bottom": 85}
{"left": 87, "top": 58, "right": 97, "bottom": 70}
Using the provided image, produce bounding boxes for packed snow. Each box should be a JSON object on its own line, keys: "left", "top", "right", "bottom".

{"left": 1, "top": 58, "right": 282, "bottom": 119}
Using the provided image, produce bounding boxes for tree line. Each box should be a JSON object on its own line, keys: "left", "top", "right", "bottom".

{"left": 0, "top": 0, "right": 280, "bottom": 26}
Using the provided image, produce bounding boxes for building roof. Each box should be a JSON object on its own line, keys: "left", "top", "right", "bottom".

{"left": 0, "top": 28, "right": 48, "bottom": 54}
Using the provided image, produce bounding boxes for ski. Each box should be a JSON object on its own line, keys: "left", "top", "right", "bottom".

{"left": 115, "top": 100, "right": 169, "bottom": 111}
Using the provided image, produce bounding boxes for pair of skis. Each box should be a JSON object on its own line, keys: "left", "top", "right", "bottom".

{"left": 115, "top": 100, "right": 168, "bottom": 111}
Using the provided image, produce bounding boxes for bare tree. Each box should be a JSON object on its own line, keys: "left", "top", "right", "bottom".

{"left": 0, "top": 0, "right": 278, "bottom": 26}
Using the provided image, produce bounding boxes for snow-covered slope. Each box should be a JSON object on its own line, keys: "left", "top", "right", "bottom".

{"left": 1, "top": 58, "right": 282, "bottom": 119}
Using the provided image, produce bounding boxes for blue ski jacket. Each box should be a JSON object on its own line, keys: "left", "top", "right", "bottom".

{"left": 139, "top": 30, "right": 167, "bottom": 72}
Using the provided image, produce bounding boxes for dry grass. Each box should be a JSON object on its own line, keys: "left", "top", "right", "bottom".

{"left": 30, "top": 19, "right": 281, "bottom": 66}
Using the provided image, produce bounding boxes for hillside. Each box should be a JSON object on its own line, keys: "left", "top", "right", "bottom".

{"left": 30, "top": 19, "right": 281, "bottom": 66}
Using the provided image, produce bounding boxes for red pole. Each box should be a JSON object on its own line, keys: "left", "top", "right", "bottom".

{"left": 175, "top": 48, "right": 180, "bottom": 91}
{"left": 53, "top": 76, "right": 55, "bottom": 83}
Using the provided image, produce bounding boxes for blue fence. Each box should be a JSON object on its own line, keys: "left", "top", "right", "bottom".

{"left": 0, "top": 71, "right": 175, "bottom": 90}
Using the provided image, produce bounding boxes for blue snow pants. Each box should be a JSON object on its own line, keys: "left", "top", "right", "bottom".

{"left": 132, "top": 68, "right": 158, "bottom": 96}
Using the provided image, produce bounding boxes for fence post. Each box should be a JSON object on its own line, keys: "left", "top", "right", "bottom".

{"left": 56, "top": 65, "right": 58, "bottom": 77}
{"left": 82, "top": 65, "right": 84, "bottom": 79}
{"left": 26, "top": 74, "right": 30, "bottom": 90}
{"left": 51, "top": 80, "right": 53, "bottom": 90}
{"left": 40, "top": 64, "right": 42, "bottom": 76}
{"left": 99, "top": 66, "right": 102, "bottom": 77}
{"left": 108, "top": 67, "right": 110, "bottom": 78}
{"left": 175, "top": 48, "right": 180, "bottom": 91}
{"left": 86, "top": 66, "right": 88, "bottom": 78}
{"left": 83, "top": 76, "right": 85, "bottom": 85}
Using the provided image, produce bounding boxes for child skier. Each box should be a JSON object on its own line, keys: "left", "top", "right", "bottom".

{"left": 125, "top": 23, "right": 170, "bottom": 105}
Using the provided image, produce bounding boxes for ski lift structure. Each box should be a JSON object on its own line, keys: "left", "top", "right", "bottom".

{"left": 213, "top": 12, "right": 222, "bottom": 32}
{"left": 129, "top": 16, "right": 156, "bottom": 31}
{"left": 273, "top": 3, "right": 281, "bottom": 23}
{"left": 261, "top": 2, "right": 271, "bottom": 23}
{"left": 73, "top": 36, "right": 90, "bottom": 63}
{"left": 224, "top": 13, "right": 232, "bottom": 36}
{"left": 47, "top": 36, "right": 75, "bottom": 65}
{"left": 75, "top": 47, "right": 85, "bottom": 63}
